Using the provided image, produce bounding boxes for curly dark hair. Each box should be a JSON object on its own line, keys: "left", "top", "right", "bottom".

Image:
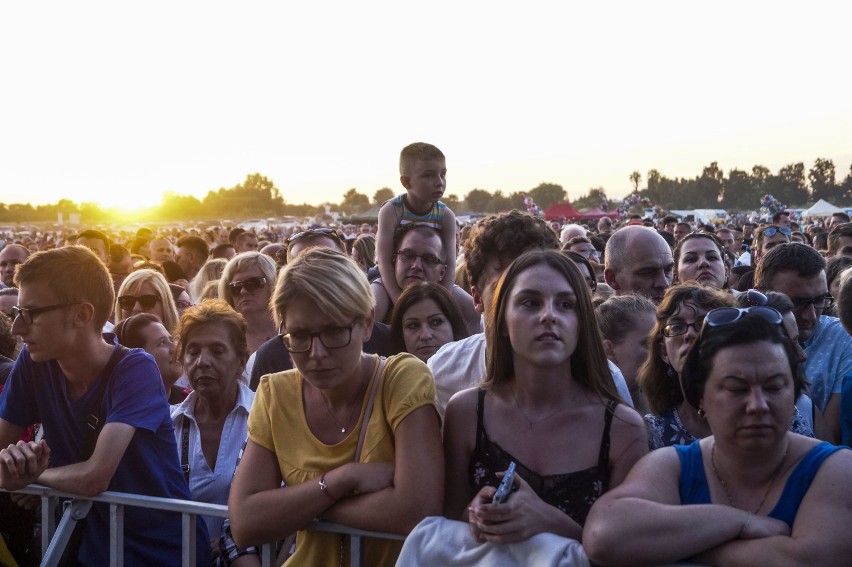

{"left": 464, "top": 210, "right": 559, "bottom": 290}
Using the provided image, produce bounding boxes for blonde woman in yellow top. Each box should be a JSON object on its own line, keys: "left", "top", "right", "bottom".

{"left": 229, "top": 248, "right": 443, "bottom": 566}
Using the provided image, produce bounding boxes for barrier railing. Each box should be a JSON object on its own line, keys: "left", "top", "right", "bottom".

{"left": 4, "top": 484, "right": 404, "bottom": 567}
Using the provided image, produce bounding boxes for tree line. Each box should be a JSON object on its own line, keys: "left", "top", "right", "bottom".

{"left": 1, "top": 158, "right": 850, "bottom": 225}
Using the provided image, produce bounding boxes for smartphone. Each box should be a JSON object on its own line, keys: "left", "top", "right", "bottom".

{"left": 491, "top": 462, "right": 516, "bottom": 505}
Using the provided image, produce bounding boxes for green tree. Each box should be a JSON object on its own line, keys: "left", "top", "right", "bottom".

{"left": 629, "top": 171, "right": 642, "bottom": 193}
{"left": 528, "top": 182, "right": 566, "bottom": 211}
{"left": 488, "top": 190, "right": 512, "bottom": 213}
{"left": 463, "top": 189, "right": 493, "bottom": 212}
{"left": 696, "top": 162, "right": 724, "bottom": 205}
{"left": 442, "top": 194, "right": 460, "bottom": 210}
{"left": 775, "top": 162, "right": 808, "bottom": 207}
{"left": 809, "top": 158, "right": 838, "bottom": 202}
{"left": 203, "top": 173, "right": 286, "bottom": 218}
{"left": 159, "top": 191, "right": 204, "bottom": 220}
{"left": 340, "top": 188, "right": 370, "bottom": 214}
{"left": 720, "top": 169, "right": 754, "bottom": 210}
{"left": 373, "top": 187, "right": 394, "bottom": 204}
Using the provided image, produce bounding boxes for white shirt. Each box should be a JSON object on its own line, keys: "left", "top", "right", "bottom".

{"left": 170, "top": 382, "right": 255, "bottom": 540}
{"left": 428, "top": 333, "right": 634, "bottom": 419}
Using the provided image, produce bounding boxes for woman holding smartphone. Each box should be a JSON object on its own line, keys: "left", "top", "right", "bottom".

{"left": 443, "top": 250, "right": 648, "bottom": 543}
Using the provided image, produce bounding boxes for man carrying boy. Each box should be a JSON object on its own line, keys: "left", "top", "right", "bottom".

{"left": 376, "top": 142, "right": 457, "bottom": 303}
{"left": 0, "top": 246, "right": 209, "bottom": 565}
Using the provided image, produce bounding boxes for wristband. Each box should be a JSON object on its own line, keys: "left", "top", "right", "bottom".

{"left": 319, "top": 472, "right": 338, "bottom": 501}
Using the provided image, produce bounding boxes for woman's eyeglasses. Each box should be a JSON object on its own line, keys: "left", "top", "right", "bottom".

{"left": 575, "top": 249, "right": 601, "bottom": 261}
{"left": 704, "top": 306, "right": 783, "bottom": 328}
{"left": 228, "top": 276, "right": 267, "bottom": 294}
{"left": 280, "top": 324, "right": 355, "bottom": 353}
{"left": 118, "top": 294, "right": 160, "bottom": 311}
{"left": 662, "top": 318, "right": 704, "bottom": 337}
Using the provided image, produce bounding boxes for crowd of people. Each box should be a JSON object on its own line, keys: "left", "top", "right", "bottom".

{"left": 0, "top": 143, "right": 851, "bottom": 566}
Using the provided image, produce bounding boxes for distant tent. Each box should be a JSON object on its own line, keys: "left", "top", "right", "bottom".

{"left": 578, "top": 207, "right": 619, "bottom": 220}
{"left": 801, "top": 199, "right": 844, "bottom": 218}
{"left": 345, "top": 204, "right": 382, "bottom": 223}
{"left": 544, "top": 203, "right": 582, "bottom": 220}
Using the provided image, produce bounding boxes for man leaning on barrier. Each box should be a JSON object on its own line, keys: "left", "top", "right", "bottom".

{"left": 0, "top": 245, "right": 210, "bottom": 566}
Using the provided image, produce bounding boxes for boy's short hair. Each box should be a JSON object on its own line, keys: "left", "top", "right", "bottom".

{"left": 399, "top": 142, "right": 445, "bottom": 176}
{"left": 15, "top": 245, "right": 114, "bottom": 331}
{"left": 827, "top": 223, "right": 852, "bottom": 255}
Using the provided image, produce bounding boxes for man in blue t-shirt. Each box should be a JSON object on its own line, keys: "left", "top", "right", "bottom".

{"left": 0, "top": 245, "right": 210, "bottom": 566}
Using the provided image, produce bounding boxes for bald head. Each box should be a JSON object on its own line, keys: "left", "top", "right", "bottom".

{"left": 604, "top": 226, "right": 674, "bottom": 303}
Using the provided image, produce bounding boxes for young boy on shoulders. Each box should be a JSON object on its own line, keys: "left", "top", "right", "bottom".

{"left": 377, "top": 142, "right": 457, "bottom": 302}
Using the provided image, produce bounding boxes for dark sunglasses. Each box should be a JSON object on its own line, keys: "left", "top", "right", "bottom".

{"left": 762, "top": 226, "right": 792, "bottom": 238}
{"left": 118, "top": 294, "right": 160, "bottom": 311}
{"left": 287, "top": 228, "right": 342, "bottom": 244}
{"left": 704, "top": 305, "right": 783, "bottom": 328}
{"left": 228, "top": 276, "right": 267, "bottom": 294}
{"left": 790, "top": 294, "right": 834, "bottom": 312}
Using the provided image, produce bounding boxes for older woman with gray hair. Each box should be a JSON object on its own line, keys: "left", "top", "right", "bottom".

{"left": 219, "top": 252, "right": 277, "bottom": 355}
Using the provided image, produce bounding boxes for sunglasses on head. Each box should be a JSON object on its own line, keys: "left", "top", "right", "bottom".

{"left": 118, "top": 294, "right": 160, "bottom": 311}
{"left": 287, "top": 228, "right": 342, "bottom": 244}
{"left": 762, "top": 226, "right": 792, "bottom": 238}
{"left": 704, "top": 305, "right": 783, "bottom": 329}
{"left": 228, "top": 276, "right": 267, "bottom": 294}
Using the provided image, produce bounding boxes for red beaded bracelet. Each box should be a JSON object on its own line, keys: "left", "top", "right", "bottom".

{"left": 318, "top": 472, "right": 338, "bottom": 501}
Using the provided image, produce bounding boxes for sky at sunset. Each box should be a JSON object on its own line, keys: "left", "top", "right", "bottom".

{"left": 1, "top": 1, "right": 850, "bottom": 210}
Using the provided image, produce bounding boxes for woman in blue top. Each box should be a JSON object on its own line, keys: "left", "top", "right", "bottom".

{"left": 584, "top": 307, "right": 852, "bottom": 566}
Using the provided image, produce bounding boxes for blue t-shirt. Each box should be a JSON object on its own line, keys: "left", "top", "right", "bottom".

{"left": 802, "top": 315, "right": 852, "bottom": 413}
{"left": 0, "top": 343, "right": 210, "bottom": 566}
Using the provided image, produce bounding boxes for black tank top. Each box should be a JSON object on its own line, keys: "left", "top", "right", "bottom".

{"left": 469, "top": 389, "right": 617, "bottom": 526}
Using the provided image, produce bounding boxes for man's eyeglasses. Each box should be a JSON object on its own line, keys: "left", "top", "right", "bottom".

{"left": 280, "top": 323, "right": 355, "bottom": 353}
{"left": 394, "top": 249, "right": 443, "bottom": 266}
{"left": 761, "top": 226, "right": 792, "bottom": 238}
{"left": 662, "top": 318, "right": 705, "bottom": 337}
{"left": 790, "top": 295, "right": 834, "bottom": 312}
{"left": 704, "top": 306, "right": 783, "bottom": 328}
{"left": 287, "top": 228, "right": 342, "bottom": 245}
{"left": 118, "top": 294, "right": 160, "bottom": 311}
{"left": 228, "top": 277, "right": 267, "bottom": 294}
{"left": 12, "top": 303, "right": 79, "bottom": 325}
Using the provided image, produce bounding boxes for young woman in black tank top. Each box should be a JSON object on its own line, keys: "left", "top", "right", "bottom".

{"left": 443, "top": 250, "right": 648, "bottom": 543}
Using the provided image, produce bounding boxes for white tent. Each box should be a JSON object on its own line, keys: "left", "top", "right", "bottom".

{"left": 801, "top": 199, "right": 845, "bottom": 218}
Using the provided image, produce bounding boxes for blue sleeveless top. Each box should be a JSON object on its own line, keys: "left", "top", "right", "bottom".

{"left": 675, "top": 440, "right": 846, "bottom": 526}
{"left": 389, "top": 194, "right": 446, "bottom": 231}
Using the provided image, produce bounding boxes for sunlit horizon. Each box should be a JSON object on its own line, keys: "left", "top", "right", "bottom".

{"left": 2, "top": 2, "right": 851, "bottom": 214}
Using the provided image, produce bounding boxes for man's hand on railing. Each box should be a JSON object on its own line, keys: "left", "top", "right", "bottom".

{"left": 0, "top": 439, "right": 50, "bottom": 491}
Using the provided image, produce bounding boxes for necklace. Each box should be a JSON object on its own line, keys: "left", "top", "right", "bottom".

{"left": 320, "top": 392, "right": 361, "bottom": 433}
{"left": 710, "top": 441, "right": 789, "bottom": 514}
{"left": 512, "top": 391, "right": 569, "bottom": 429}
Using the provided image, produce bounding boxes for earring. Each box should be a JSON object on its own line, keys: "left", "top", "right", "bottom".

{"left": 697, "top": 408, "right": 706, "bottom": 419}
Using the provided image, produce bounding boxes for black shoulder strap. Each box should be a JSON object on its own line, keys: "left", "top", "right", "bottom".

{"left": 180, "top": 414, "right": 191, "bottom": 483}
{"left": 83, "top": 346, "right": 130, "bottom": 459}
{"left": 474, "top": 389, "right": 487, "bottom": 455}
{"left": 597, "top": 399, "right": 619, "bottom": 467}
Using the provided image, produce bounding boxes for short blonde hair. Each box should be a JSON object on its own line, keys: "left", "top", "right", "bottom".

{"left": 271, "top": 247, "right": 374, "bottom": 329}
{"left": 115, "top": 269, "right": 179, "bottom": 332}
{"left": 219, "top": 252, "right": 277, "bottom": 308}
{"left": 190, "top": 258, "right": 227, "bottom": 301}
{"left": 399, "top": 142, "right": 445, "bottom": 176}
{"left": 175, "top": 298, "right": 248, "bottom": 364}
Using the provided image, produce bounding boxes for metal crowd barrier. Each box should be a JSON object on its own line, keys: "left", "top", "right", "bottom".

{"left": 4, "top": 484, "right": 404, "bottom": 567}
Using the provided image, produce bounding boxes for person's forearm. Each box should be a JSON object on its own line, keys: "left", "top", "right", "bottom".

{"left": 38, "top": 462, "right": 112, "bottom": 497}
{"left": 321, "top": 483, "right": 442, "bottom": 534}
{"left": 585, "top": 499, "right": 746, "bottom": 566}
{"left": 695, "top": 536, "right": 815, "bottom": 567}
{"left": 230, "top": 482, "right": 339, "bottom": 548}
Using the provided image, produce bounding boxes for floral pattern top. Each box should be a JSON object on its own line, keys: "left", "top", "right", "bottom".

{"left": 645, "top": 406, "right": 814, "bottom": 451}
{"left": 469, "top": 390, "right": 618, "bottom": 526}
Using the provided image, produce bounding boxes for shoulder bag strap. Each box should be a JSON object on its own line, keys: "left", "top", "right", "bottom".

{"left": 83, "top": 346, "right": 130, "bottom": 459}
{"left": 180, "top": 414, "right": 191, "bottom": 484}
{"left": 354, "top": 356, "right": 385, "bottom": 462}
